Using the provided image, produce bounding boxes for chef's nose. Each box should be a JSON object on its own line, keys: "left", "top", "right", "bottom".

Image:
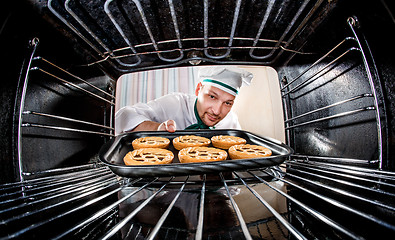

{"left": 212, "top": 101, "right": 222, "bottom": 115}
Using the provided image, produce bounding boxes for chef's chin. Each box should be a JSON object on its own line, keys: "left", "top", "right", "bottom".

{"left": 203, "top": 118, "right": 219, "bottom": 127}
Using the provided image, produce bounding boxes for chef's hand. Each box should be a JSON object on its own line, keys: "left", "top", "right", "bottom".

{"left": 157, "top": 120, "right": 176, "bottom": 132}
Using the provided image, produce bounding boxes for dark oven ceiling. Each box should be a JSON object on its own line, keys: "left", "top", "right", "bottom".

{"left": 29, "top": 0, "right": 339, "bottom": 77}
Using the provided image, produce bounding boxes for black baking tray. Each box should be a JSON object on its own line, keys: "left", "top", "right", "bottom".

{"left": 99, "top": 129, "right": 293, "bottom": 178}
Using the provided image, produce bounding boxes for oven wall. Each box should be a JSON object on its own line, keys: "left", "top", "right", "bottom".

{"left": 0, "top": 1, "right": 112, "bottom": 183}
{"left": 276, "top": 0, "right": 395, "bottom": 170}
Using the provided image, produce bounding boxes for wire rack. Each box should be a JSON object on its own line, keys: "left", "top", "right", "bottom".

{"left": 281, "top": 17, "right": 388, "bottom": 169}
{"left": 1, "top": 161, "right": 394, "bottom": 239}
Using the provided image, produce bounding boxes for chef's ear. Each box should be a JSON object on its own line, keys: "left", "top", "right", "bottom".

{"left": 195, "top": 82, "right": 203, "bottom": 96}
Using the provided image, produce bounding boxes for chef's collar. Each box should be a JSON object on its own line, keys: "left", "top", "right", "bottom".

{"left": 185, "top": 99, "right": 215, "bottom": 130}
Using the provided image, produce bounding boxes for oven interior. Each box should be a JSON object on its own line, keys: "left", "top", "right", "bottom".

{"left": 1, "top": 0, "right": 395, "bottom": 239}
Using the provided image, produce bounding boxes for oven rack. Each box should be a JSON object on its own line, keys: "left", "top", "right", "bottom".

{"left": 280, "top": 16, "right": 387, "bottom": 169}
{"left": 47, "top": 0, "right": 328, "bottom": 71}
{"left": 15, "top": 39, "right": 115, "bottom": 181}
{"left": 20, "top": 43, "right": 115, "bottom": 137}
{"left": 1, "top": 159, "right": 394, "bottom": 239}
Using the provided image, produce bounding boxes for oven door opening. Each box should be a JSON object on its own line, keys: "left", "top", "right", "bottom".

{"left": 1, "top": 0, "right": 395, "bottom": 239}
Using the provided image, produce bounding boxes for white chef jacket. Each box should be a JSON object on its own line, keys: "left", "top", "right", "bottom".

{"left": 115, "top": 92, "right": 241, "bottom": 135}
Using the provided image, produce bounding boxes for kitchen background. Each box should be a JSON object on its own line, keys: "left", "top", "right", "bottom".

{"left": 116, "top": 65, "right": 285, "bottom": 142}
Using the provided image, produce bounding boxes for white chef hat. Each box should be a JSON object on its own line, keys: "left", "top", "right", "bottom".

{"left": 198, "top": 66, "right": 253, "bottom": 96}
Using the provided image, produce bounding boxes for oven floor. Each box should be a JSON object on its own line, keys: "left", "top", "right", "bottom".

{"left": 117, "top": 180, "right": 288, "bottom": 239}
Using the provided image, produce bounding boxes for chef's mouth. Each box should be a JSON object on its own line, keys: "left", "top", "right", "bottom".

{"left": 205, "top": 113, "right": 220, "bottom": 124}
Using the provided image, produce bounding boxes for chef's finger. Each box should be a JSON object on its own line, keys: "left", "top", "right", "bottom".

{"left": 157, "top": 122, "right": 166, "bottom": 131}
{"left": 165, "top": 120, "right": 176, "bottom": 132}
{"left": 157, "top": 120, "right": 176, "bottom": 132}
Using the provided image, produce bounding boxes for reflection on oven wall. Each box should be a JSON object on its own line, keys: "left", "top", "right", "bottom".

{"left": 115, "top": 65, "right": 285, "bottom": 142}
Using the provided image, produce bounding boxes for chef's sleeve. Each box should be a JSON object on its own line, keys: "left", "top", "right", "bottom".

{"left": 114, "top": 94, "right": 181, "bottom": 135}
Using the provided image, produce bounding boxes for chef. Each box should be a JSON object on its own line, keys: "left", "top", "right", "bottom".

{"left": 115, "top": 66, "right": 253, "bottom": 135}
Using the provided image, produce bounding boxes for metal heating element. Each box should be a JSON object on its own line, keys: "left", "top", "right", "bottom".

{"left": 1, "top": 0, "right": 395, "bottom": 239}
{"left": 45, "top": 0, "right": 334, "bottom": 72}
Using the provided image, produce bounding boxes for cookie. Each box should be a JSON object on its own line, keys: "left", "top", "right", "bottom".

{"left": 211, "top": 135, "right": 247, "bottom": 149}
{"left": 123, "top": 148, "right": 174, "bottom": 165}
{"left": 178, "top": 147, "right": 227, "bottom": 163}
{"left": 228, "top": 144, "right": 272, "bottom": 159}
{"left": 172, "top": 135, "right": 211, "bottom": 150}
{"left": 132, "top": 136, "right": 170, "bottom": 149}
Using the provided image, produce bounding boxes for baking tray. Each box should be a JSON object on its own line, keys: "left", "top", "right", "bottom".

{"left": 99, "top": 129, "right": 293, "bottom": 178}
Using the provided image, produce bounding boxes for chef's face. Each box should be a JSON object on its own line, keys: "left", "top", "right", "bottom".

{"left": 195, "top": 83, "right": 235, "bottom": 126}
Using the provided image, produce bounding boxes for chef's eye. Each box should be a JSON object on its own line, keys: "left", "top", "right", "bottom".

{"left": 209, "top": 94, "right": 216, "bottom": 99}
{"left": 225, "top": 101, "right": 233, "bottom": 106}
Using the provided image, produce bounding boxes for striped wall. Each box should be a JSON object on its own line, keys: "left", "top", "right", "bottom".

{"left": 115, "top": 66, "right": 199, "bottom": 112}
